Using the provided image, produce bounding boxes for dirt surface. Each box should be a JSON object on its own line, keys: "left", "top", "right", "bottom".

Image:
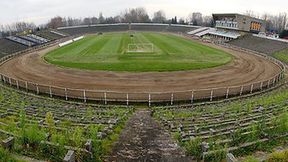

{"left": 107, "top": 109, "right": 189, "bottom": 162}
{"left": 0, "top": 39, "right": 282, "bottom": 101}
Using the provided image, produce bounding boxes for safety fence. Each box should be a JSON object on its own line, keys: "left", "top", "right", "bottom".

{"left": 0, "top": 42, "right": 286, "bottom": 106}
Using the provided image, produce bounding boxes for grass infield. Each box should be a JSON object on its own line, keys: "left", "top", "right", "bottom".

{"left": 44, "top": 32, "right": 233, "bottom": 72}
{"left": 273, "top": 48, "right": 288, "bottom": 64}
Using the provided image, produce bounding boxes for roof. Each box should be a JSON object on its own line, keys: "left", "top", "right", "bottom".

{"left": 212, "top": 13, "right": 264, "bottom": 22}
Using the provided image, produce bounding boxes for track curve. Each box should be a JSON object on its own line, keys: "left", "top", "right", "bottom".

{"left": 0, "top": 39, "right": 282, "bottom": 102}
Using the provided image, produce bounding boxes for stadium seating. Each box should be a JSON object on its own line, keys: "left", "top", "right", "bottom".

{"left": 35, "top": 30, "right": 65, "bottom": 41}
{"left": 6, "top": 36, "right": 36, "bottom": 47}
{"left": 153, "top": 87, "right": 288, "bottom": 161}
{"left": 50, "top": 30, "right": 67, "bottom": 37}
{"left": 58, "top": 24, "right": 129, "bottom": 35}
{"left": 166, "top": 24, "right": 198, "bottom": 33}
{"left": 208, "top": 29, "right": 241, "bottom": 39}
{"left": 0, "top": 86, "right": 133, "bottom": 161}
{"left": 130, "top": 23, "right": 169, "bottom": 32}
{"left": 187, "top": 27, "right": 209, "bottom": 35}
{"left": 58, "top": 23, "right": 199, "bottom": 35}
{"left": 18, "top": 35, "right": 43, "bottom": 45}
{"left": 195, "top": 28, "right": 211, "bottom": 37}
{"left": 229, "top": 34, "right": 288, "bottom": 54}
{"left": 0, "top": 38, "right": 28, "bottom": 57}
{"left": 27, "top": 34, "right": 50, "bottom": 43}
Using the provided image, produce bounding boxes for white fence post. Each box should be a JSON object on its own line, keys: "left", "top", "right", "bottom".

{"left": 226, "top": 87, "right": 229, "bottom": 99}
{"left": 250, "top": 84, "right": 254, "bottom": 94}
{"left": 49, "top": 86, "right": 52, "bottom": 98}
{"left": 9, "top": 78, "right": 11, "bottom": 86}
{"left": 83, "top": 90, "right": 86, "bottom": 103}
{"left": 148, "top": 94, "right": 151, "bottom": 107}
{"left": 267, "top": 80, "right": 270, "bottom": 88}
{"left": 16, "top": 80, "right": 19, "bottom": 89}
{"left": 240, "top": 86, "right": 243, "bottom": 96}
{"left": 171, "top": 93, "right": 174, "bottom": 105}
{"left": 104, "top": 92, "right": 107, "bottom": 105}
{"left": 260, "top": 82, "right": 263, "bottom": 91}
{"left": 126, "top": 93, "right": 129, "bottom": 106}
{"left": 64, "top": 88, "right": 68, "bottom": 100}
{"left": 191, "top": 91, "right": 194, "bottom": 104}
{"left": 36, "top": 84, "right": 39, "bottom": 94}
{"left": 210, "top": 89, "right": 214, "bottom": 102}
{"left": 25, "top": 81, "right": 28, "bottom": 92}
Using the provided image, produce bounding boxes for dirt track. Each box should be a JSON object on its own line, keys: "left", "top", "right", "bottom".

{"left": 0, "top": 40, "right": 282, "bottom": 101}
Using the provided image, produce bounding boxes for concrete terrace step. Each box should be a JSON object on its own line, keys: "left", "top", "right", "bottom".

{"left": 107, "top": 109, "right": 188, "bottom": 162}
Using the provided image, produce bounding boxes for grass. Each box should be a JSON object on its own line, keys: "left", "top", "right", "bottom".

{"left": 44, "top": 32, "right": 232, "bottom": 72}
{"left": 273, "top": 48, "right": 288, "bottom": 64}
{"left": 0, "top": 147, "right": 27, "bottom": 162}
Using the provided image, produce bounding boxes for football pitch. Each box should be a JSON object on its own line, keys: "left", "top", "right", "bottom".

{"left": 44, "top": 32, "right": 232, "bottom": 72}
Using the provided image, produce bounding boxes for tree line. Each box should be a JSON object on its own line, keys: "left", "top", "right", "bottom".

{"left": 0, "top": 7, "right": 288, "bottom": 38}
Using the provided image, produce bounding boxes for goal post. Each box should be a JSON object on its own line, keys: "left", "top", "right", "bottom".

{"left": 127, "top": 43, "right": 154, "bottom": 53}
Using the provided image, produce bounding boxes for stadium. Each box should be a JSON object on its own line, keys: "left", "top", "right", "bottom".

{"left": 0, "top": 3, "right": 288, "bottom": 162}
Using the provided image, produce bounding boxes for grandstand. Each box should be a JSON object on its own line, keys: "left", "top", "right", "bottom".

{"left": 153, "top": 87, "right": 288, "bottom": 161}
{"left": 0, "top": 85, "right": 133, "bottom": 161}
{"left": 50, "top": 30, "right": 67, "bottom": 37}
{"left": 58, "top": 23, "right": 199, "bottom": 35}
{"left": 189, "top": 13, "right": 268, "bottom": 42}
{"left": 27, "top": 34, "right": 50, "bottom": 43}
{"left": 130, "top": 23, "right": 169, "bottom": 31}
{"left": 35, "top": 30, "right": 66, "bottom": 40}
{"left": 18, "top": 35, "right": 44, "bottom": 45}
{"left": 0, "top": 29, "right": 67, "bottom": 57}
{"left": 187, "top": 27, "right": 210, "bottom": 35}
{"left": 6, "top": 36, "right": 36, "bottom": 47}
{"left": 58, "top": 24, "right": 130, "bottom": 35}
{"left": 0, "top": 38, "right": 28, "bottom": 57}
{"left": 229, "top": 34, "right": 288, "bottom": 54}
{"left": 207, "top": 29, "right": 241, "bottom": 39}
{"left": 213, "top": 14, "right": 266, "bottom": 33}
{"left": 166, "top": 24, "right": 198, "bottom": 33}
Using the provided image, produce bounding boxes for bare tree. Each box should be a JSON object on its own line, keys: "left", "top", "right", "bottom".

{"left": 98, "top": 13, "right": 105, "bottom": 24}
{"left": 91, "top": 17, "right": 98, "bottom": 24}
{"left": 121, "top": 7, "right": 150, "bottom": 23}
{"left": 47, "top": 16, "right": 64, "bottom": 29}
{"left": 83, "top": 18, "right": 92, "bottom": 25}
{"left": 202, "top": 16, "right": 214, "bottom": 27}
{"left": 152, "top": 10, "right": 166, "bottom": 23}
{"left": 188, "top": 12, "right": 203, "bottom": 26}
{"left": 262, "top": 13, "right": 288, "bottom": 32}
{"left": 178, "top": 18, "right": 186, "bottom": 24}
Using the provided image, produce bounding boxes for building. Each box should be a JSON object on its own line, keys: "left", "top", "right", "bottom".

{"left": 188, "top": 13, "right": 267, "bottom": 42}
{"left": 212, "top": 13, "right": 266, "bottom": 33}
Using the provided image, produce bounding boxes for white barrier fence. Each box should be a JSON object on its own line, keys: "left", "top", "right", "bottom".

{"left": 73, "top": 36, "right": 84, "bottom": 41}
{"left": 59, "top": 40, "right": 73, "bottom": 47}
{"left": 59, "top": 36, "right": 84, "bottom": 47}
{"left": 0, "top": 42, "right": 285, "bottom": 106}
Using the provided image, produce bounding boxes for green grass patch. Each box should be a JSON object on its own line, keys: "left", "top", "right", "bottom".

{"left": 44, "top": 32, "right": 233, "bottom": 72}
{"left": 273, "top": 48, "right": 288, "bottom": 64}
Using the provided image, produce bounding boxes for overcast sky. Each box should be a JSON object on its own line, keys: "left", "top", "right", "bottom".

{"left": 0, "top": 0, "right": 287, "bottom": 25}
